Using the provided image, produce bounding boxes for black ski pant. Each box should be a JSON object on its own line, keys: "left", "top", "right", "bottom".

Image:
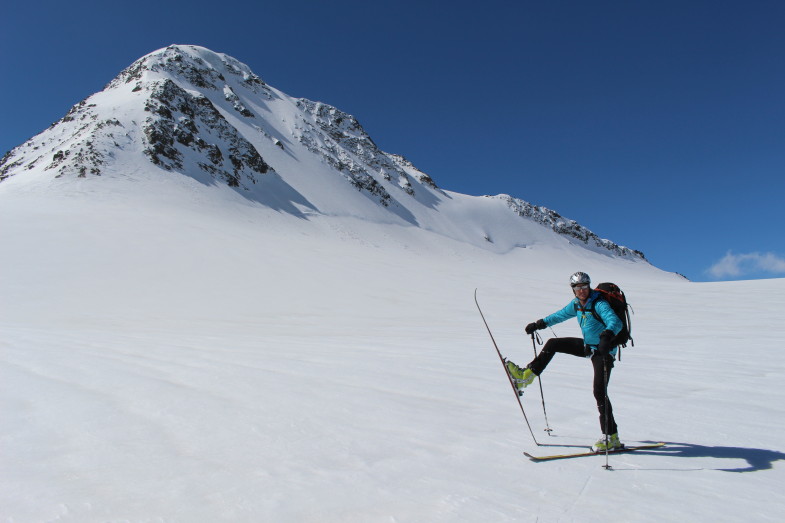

{"left": 527, "top": 337, "right": 618, "bottom": 435}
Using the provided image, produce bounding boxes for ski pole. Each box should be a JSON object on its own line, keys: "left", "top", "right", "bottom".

{"left": 530, "top": 332, "right": 553, "bottom": 434}
{"left": 602, "top": 359, "right": 611, "bottom": 470}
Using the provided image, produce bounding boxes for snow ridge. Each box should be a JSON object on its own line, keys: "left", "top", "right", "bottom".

{"left": 495, "top": 194, "right": 646, "bottom": 259}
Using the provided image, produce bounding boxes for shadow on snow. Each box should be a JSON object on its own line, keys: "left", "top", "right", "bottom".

{"left": 624, "top": 441, "right": 785, "bottom": 472}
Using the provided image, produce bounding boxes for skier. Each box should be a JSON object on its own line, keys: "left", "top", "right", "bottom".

{"left": 505, "top": 272, "right": 624, "bottom": 452}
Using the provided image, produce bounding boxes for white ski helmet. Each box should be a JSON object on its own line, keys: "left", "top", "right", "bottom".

{"left": 569, "top": 271, "right": 591, "bottom": 287}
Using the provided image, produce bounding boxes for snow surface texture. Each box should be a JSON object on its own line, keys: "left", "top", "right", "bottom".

{"left": 2, "top": 45, "right": 783, "bottom": 522}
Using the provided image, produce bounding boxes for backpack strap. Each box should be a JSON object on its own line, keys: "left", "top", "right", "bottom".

{"left": 575, "top": 295, "right": 606, "bottom": 326}
{"left": 587, "top": 301, "right": 605, "bottom": 326}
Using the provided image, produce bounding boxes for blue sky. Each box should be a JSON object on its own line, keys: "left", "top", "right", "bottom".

{"left": 2, "top": 0, "right": 783, "bottom": 281}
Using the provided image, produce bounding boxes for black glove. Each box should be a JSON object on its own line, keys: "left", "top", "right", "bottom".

{"left": 525, "top": 319, "right": 546, "bottom": 335}
{"left": 597, "top": 329, "right": 614, "bottom": 356}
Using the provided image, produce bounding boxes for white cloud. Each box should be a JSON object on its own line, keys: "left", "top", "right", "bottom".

{"left": 707, "top": 251, "right": 785, "bottom": 279}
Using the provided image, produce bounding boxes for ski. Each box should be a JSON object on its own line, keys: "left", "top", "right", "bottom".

{"left": 524, "top": 442, "right": 666, "bottom": 461}
{"left": 474, "top": 289, "right": 540, "bottom": 446}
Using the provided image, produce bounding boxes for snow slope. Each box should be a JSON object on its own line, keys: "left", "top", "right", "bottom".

{"left": 1, "top": 173, "right": 783, "bottom": 522}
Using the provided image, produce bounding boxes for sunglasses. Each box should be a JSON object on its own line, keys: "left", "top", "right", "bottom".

{"left": 572, "top": 284, "right": 590, "bottom": 290}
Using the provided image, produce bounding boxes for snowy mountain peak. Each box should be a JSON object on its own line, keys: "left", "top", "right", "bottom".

{"left": 0, "top": 45, "right": 645, "bottom": 261}
{"left": 107, "top": 45, "right": 270, "bottom": 97}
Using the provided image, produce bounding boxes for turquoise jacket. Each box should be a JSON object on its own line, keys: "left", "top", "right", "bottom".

{"left": 543, "top": 291, "right": 623, "bottom": 355}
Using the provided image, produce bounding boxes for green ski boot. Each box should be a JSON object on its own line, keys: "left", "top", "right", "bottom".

{"left": 592, "top": 433, "right": 623, "bottom": 452}
{"left": 505, "top": 360, "right": 537, "bottom": 391}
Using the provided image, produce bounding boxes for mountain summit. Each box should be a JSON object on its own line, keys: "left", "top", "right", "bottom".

{"left": 0, "top": 44, "right": 643, "bottom": 260}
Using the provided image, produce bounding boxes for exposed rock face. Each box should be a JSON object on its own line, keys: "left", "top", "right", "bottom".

{"left": 0, "top": 46, "right": 278, "bottom": 190}
{"left": 142, "top": 79, "right": 269, "bottom": 189}
{"left": 293, "top": 99, "right": 438, "bottom": 206}
{"left": 494, "top": 195, "right": 645, "bottom": 259}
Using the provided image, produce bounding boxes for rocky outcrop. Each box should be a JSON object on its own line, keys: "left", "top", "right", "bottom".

{"left": 494, "top": 194, "right": 646, "bottom": 259}
{"left": 142, "top": 79, "right": 270, "bottom": 188}
{"left": 294, "top": 100, "right": 437, "bottom": 205}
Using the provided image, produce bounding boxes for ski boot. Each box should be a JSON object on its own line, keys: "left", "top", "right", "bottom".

{"left": 592, "top": 433, "right": 623, "bottom": 453}
{"left": 505, "top": 360, "right": 537, "bottom": 393}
